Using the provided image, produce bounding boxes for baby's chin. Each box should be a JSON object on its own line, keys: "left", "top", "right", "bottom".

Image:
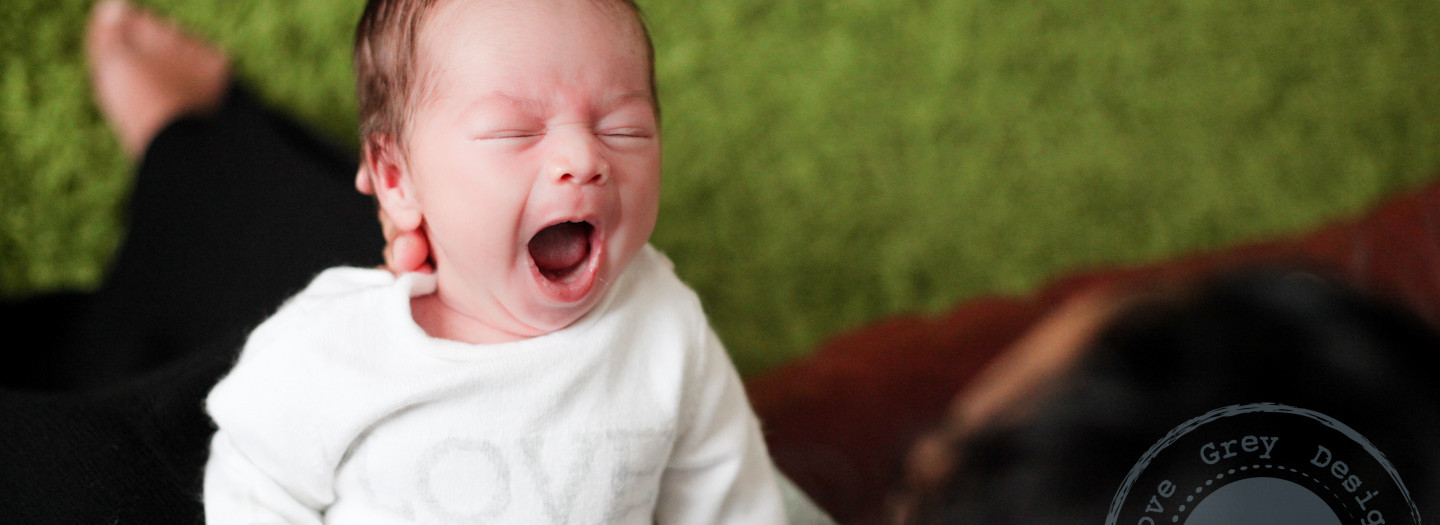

{"left": 507, "top": 260, "right": 626, "bottom": 338}
{"left": 518, "top": 299, "right": 603, "bottom": 336}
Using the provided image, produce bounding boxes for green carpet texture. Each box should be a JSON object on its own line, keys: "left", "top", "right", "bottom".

{"left": 4, "top": 0, "right": 1440, "bottom": 374}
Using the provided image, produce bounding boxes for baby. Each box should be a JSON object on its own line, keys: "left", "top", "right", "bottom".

{"left": 203, "top": 0, "right": 791, "bottom": 522}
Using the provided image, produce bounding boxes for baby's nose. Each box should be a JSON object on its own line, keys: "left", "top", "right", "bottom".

{"left": 546, "top": 132, "right": 609, "bottom": 185}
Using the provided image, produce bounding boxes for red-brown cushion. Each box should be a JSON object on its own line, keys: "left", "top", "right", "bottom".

{"left": 746, "top": 177, "right": 1440, "bottom": 523}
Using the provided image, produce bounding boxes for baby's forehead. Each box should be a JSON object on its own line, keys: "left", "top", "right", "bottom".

{"left": 417, "top": 0, "right": 646, "bottom": 38}
{"left": 414, "top": 0, "right": 649, "bottom": 67}
{"left": 409, "top": 0, "right": 656, "bottom": 100}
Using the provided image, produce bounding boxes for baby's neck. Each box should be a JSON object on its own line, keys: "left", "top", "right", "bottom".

{"left": 409, "top": 294, "right": 531, "bottom": 345}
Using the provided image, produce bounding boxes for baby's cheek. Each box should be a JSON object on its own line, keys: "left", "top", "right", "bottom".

{"left": 622, "top": 166, "right": 662, "bottom": 224}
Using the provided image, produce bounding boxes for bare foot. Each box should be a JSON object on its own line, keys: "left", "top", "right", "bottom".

{"left": 86, "top": 0, "right": 231, "bottom": 159}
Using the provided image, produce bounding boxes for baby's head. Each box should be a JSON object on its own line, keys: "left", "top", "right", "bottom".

{"left": 354, "top": 0, "right": 662, "bottom": 343}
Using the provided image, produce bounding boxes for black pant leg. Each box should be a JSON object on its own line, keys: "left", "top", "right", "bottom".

{"left": 0, "top": 337, "right": 234, "bottom": 525}
{"left": 28, "top": 84, "right": 383, "bottom": 390}
{"left": 0, "top": 292, "right": 96, "bottom": 389}
{"left": 0, "top": 85, "right": 383, "bottom": 523}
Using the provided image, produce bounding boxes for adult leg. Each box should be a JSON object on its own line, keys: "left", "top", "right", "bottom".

{"left": 1, "top": 3, "right": 381, "bottom": 522}
{"left": 9, "top": 0, "right": 381, "bottom": 390}
{"left": 58, "top": 84, "right": 384, "bottom": 388}
{"left": 0, "top": 335, "right": 234, "bottom": 524}
{"left": 0, "top": 293, "right": 96, "bottom": 388}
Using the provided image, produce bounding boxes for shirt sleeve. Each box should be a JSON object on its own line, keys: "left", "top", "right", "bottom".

{"left": 204, "top": 430, "right": 326, "bottom": 525}
{"left": 203, "top": 304, "right": 342, "bottom": 525}
{"left": 654, "top": 322, "right": 788, "bottom": 524}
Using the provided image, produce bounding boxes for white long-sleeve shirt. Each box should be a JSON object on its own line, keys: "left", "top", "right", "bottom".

{"left": 204, "top": 246, "right": 786, "bottom": 524}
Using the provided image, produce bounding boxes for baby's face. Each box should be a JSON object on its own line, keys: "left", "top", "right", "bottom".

{"left": 403, "top": 0, "right": 660, "bottom": 341}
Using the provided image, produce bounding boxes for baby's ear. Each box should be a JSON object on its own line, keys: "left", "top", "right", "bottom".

{"left": 364, "top": 134, "right": 423, "bottom": 231}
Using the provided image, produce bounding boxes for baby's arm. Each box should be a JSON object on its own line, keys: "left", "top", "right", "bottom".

{"left": 203, "top": 311, "right": 340, "bottom": 525}
{"left": 655, "top": 326, "right": 787, "bottom": 524}
{"left": 204, "top": 430, "right": 327, "bottom": 525}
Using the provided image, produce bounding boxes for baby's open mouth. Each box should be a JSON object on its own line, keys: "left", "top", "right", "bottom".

{"left": 528, "top": 221, "right": 595, "bottom": 282}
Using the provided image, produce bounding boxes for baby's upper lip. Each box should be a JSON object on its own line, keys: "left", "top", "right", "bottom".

{"left": 529, "top": 210, "right": 602, "bottom": 239}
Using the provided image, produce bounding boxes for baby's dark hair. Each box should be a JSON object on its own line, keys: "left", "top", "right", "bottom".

{"left": 903, "top": 269, "right": 1440, "bottom": 524}
{"left": 352, "top": 0, "right": 657, "bottom": 155}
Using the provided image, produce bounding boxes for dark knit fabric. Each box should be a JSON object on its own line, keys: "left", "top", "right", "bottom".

{"left": 0, "top": 85, "right": 378, "bottom": 523}
{"left": 0, "top": 345, "right": 230, "bottom": 524}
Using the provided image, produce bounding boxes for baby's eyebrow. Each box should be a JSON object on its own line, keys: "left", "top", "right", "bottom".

{"left": 615, "top": 91, "right": 656, "bottom": 107}
{"left": 597, "top": 91, "right": 659, "bottom": 119}
{"left": 489, "top": 92, "right": 545, "bottom": 114}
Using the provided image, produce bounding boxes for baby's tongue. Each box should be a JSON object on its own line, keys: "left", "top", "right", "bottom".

{"left": 528, "top": 222, "right": 592, "bottom": 279}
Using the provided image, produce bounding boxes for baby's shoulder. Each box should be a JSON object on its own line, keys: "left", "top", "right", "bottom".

{"left": 617, "top": 245, "right": 705, "bottom": 316}
{"left": 294, "top": 266, "right": 403, "bottom": 302}
{"left": 279, "top": 266, "right": 409, "bottom": 313}
{"left": 243, "top": 267, "right": 415, "bottom": 356}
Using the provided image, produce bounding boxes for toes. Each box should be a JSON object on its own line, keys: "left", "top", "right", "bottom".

{"left": 82, "top": 0, "right": 233, "bottom": 159}
{"left": 85, "top": 0, "right": 129, "bottom": 56}
{"left": 88, "top": 0, "right": 184, "bottom": 57}
{"left": 89, "top": 0, "right": 129, "bottom": 31}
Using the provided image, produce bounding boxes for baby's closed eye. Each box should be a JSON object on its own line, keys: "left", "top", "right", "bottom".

{"left": 471, "top": 110, "right": 546, "bottom": 141}
{"left": 599, "top": 127, "right": 652, "bottom": 139}
{"left": 475, "top": 129, "right": 544, "bottom": 140}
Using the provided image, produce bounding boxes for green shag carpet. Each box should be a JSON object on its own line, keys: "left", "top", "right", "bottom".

{"left": 4, "top": 0, "right": 1439, "bottom": 374}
